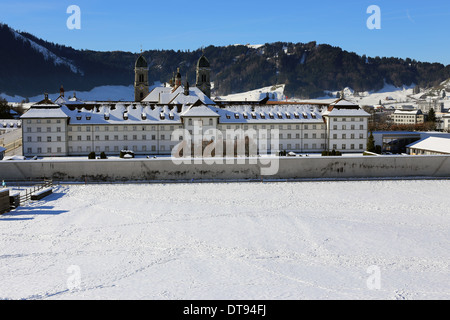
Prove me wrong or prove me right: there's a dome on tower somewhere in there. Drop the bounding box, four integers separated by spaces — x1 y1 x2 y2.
197 55 210 68
135 55 148 68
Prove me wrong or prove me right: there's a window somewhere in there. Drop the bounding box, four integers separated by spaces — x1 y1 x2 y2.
86 135 91 141
342 144 346 150
47 147 52 153
57 147 62 153
37 137 42 142
57 136 61 142
27 136 32 142
57 127 61 132
124 135 128 141
105 135 109 141
37 127 41 133
27 148 32 154
77 136 82 141
95 136 100 141
37 147 42 154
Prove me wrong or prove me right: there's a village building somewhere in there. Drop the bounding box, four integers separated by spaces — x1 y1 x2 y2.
20 54 370 157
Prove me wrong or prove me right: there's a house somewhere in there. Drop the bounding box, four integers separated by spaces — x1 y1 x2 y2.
407 137 450 155
392 109 424 125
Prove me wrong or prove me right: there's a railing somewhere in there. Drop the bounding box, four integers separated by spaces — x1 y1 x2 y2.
2 138 22 153
17 180 53 205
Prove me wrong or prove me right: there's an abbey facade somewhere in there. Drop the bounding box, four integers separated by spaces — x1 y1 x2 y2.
21 54 370 157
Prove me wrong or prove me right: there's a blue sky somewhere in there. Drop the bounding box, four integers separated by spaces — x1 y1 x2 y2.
1 0 450 64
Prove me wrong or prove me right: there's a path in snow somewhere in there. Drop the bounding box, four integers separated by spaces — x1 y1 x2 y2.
0 180 449 300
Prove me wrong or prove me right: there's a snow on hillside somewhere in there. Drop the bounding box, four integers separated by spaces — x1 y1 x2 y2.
0 83 170 104
12 30 83 75
0 180 449 300
215 84 286 102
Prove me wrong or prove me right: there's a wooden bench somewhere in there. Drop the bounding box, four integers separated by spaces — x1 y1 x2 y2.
0 189 10 214
30 187 53 201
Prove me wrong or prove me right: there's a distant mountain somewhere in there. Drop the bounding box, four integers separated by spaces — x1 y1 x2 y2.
1 22 450 100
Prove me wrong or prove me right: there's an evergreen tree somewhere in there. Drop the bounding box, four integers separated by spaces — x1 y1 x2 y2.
367 131 376 152
428 108 436 123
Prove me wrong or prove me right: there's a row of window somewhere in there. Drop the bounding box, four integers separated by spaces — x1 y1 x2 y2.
26 127 63 133
332 133 365 140
27 132 334 143
332 125 365 130
332 118 366 122
26 142 366 155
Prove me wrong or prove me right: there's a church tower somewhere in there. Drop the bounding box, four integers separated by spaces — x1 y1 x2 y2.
196 54 211 98
134 54 149 102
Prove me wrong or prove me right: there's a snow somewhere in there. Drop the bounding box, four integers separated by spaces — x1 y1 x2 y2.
11 30 83 75
216 85 286 102
0 180 449 300
407 137 450 154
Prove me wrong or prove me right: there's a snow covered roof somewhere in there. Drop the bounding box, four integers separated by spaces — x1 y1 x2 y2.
21 105 70 119
407 137 450 154
329 98 359 107
65 104 188 125
181 105 220 117
143 85 215 105
321 108 370 117
216 105 325 124
394 109 423 115
1 119 21 129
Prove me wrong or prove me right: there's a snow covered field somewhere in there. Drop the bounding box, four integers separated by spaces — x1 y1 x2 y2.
0 180 449 300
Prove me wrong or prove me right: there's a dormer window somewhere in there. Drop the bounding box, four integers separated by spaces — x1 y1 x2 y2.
86 116 91 121
234 113 240 119
160 113 165 120
226 114 231 119
123 113 128 120
269 113 274 119
104 114 110 120
260 113 266 119
76 116 82 121
277 112 283 119
141 113 147 120
169 114 174 120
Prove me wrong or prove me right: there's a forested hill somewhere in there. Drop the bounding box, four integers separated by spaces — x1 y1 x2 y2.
1 22 450 99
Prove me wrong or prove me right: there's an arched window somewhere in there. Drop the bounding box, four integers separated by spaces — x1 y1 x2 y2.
139 74 144 82
140 92 143 100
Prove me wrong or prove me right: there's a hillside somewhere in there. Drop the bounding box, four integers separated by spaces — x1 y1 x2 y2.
1 22 450 100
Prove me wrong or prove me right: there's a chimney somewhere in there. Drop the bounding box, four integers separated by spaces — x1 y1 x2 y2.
60 85 65 97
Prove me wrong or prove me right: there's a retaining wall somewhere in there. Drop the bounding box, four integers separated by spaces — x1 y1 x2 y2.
0 155 449 182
